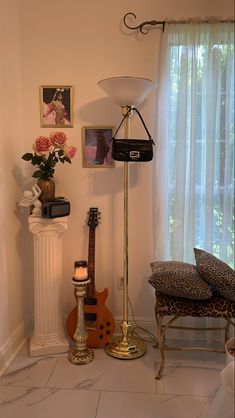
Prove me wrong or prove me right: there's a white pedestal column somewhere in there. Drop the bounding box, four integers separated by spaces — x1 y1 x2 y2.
28 216 69 356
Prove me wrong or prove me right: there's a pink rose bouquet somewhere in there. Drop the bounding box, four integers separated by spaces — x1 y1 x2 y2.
22 131 77 180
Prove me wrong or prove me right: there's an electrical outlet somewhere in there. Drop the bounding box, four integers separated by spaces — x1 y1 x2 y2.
118 277 124 290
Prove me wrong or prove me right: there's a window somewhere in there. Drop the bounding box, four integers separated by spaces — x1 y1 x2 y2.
156 23 234 267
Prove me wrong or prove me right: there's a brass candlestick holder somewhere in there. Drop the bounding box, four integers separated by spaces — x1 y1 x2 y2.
68 261 94 365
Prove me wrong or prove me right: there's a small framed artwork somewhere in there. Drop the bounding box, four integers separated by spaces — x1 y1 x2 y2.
40 85 73 127
82 126 115 168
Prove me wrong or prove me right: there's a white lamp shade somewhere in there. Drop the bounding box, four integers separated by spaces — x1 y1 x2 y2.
98 76 156 106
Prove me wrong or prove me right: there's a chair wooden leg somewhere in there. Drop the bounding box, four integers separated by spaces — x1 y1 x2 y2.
155 314 165 380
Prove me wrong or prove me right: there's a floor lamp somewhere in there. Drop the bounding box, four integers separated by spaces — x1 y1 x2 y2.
98 76 156 359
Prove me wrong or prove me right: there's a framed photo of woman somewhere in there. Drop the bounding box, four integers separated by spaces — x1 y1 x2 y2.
40 85 73 127
82 126 114 168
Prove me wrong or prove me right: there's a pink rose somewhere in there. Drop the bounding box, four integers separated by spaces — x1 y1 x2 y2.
49 131 67 148
33 136 53 155
65 146 77 159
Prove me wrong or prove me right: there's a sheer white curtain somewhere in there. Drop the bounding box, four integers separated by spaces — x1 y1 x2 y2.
155 22 234 267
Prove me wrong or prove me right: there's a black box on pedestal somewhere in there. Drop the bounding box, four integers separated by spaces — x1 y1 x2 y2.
41 200 70 218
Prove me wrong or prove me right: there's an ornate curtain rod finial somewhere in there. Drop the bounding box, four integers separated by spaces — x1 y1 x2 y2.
123 12 166 34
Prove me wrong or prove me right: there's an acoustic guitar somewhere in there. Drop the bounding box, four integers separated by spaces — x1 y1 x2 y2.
66 207 115 347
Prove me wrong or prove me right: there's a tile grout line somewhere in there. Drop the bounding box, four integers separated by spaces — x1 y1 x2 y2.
45 358 59 387
94 391 102 418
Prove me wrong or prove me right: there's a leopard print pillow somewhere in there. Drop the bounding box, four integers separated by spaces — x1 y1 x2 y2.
149 261 213 300
194 248 235 302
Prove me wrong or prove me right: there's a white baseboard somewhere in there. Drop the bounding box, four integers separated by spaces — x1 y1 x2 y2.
0 321 29 377
1 315 232 377
114 316 233 344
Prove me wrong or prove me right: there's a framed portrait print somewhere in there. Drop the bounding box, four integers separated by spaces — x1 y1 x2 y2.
82 126 115 168
40 85 73 127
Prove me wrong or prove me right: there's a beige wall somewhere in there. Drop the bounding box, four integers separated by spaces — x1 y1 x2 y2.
0 0 29 373
0 0 234 373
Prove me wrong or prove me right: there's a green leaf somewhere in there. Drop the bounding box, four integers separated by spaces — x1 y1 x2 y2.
32 170 42 178
22 153 33 161
32 155 43 165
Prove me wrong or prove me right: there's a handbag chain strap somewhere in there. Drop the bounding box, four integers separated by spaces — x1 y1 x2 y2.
112 107 154 143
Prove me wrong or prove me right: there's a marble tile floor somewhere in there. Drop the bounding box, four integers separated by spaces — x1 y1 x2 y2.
0 340 227 418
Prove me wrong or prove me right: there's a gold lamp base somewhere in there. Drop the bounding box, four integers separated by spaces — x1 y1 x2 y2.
105 321 146 359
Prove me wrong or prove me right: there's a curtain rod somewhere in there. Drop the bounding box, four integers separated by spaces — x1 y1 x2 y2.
123 12 235 35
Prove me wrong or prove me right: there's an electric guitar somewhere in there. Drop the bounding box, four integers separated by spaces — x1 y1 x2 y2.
66 207 115 347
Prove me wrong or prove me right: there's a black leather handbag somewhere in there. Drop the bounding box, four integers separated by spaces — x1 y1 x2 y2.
112 107 155 162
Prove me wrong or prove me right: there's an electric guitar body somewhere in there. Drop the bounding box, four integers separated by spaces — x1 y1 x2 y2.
66 207 115 348
66 288 114 348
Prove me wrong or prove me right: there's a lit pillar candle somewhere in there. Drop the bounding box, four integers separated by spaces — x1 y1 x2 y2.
73 260 88 281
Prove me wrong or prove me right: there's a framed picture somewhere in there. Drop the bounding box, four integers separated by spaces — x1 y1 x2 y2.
40 85 73 127
82 126 115 168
